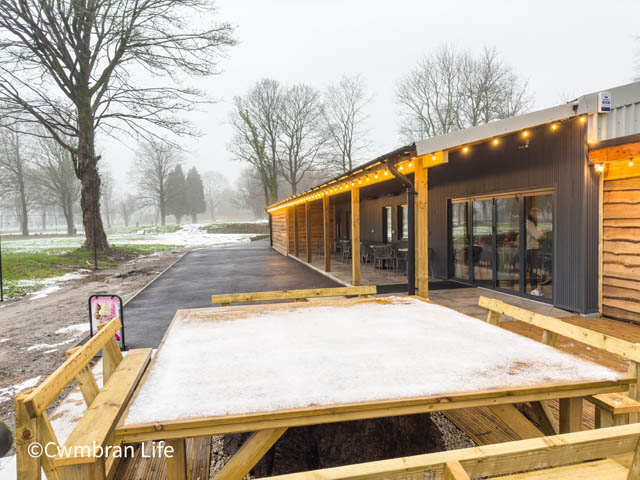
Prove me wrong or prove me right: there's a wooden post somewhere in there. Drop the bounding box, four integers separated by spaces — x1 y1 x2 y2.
65 348 99 406
286 207 292 255
559 397 583 433
444 460 471 480
293 206 299 257
323 195 331 272
15 391 41 480
165 438 187 480
414 157 429 298
351 187 360 286
629 362 640 423
214 428 286 480
305 201 311 263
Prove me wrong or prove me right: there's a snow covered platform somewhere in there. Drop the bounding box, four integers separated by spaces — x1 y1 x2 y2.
118 296 630 443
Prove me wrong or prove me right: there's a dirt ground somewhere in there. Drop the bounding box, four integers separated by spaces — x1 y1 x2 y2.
0 248 184 444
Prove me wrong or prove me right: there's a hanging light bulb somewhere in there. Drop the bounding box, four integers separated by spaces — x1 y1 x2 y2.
551 123 558 131
580 116 586 123
492 138 499 146
462 146 469 153
522 130 529 138
408 162 413 168
630 160 635 167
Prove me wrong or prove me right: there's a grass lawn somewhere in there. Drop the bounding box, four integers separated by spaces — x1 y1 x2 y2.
1 244 178 298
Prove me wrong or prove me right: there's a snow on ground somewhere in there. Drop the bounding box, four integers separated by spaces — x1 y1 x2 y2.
25 338 77 352
55 323 88 335
0 339 8 343
26 272 89 300
124 297 622 426
0 377 41 403
3 224 255 254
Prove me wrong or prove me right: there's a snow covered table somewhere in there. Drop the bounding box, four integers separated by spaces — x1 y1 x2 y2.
115 296 631 480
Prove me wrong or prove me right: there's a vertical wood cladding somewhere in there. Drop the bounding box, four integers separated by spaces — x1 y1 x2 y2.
271 209 288 255
428 117 597 314
602 175 640 322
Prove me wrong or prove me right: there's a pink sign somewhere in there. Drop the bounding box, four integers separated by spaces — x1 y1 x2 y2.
89 295 124 349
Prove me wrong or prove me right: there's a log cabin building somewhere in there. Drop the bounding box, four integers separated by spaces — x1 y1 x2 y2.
267 81 640 320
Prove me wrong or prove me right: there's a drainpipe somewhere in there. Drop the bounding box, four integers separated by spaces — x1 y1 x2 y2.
387 161 415 296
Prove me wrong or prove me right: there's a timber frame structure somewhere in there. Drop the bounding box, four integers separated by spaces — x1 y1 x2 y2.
12 288 640 479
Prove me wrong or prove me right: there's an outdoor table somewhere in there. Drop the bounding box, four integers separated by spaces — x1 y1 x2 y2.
115 297 632 480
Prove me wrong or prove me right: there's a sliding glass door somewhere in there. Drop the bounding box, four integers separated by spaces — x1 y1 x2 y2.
449 190 553 301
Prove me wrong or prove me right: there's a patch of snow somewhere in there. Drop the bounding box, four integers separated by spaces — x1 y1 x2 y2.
124 297 622 426
55 323 88 335
26 338 76 352
27 272 88 300
0 455 15 480
30 285 61 300
0 339 8 343
0 376 41 403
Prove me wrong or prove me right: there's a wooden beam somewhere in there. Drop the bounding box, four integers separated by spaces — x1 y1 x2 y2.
414 155 429 298
487 405 543 439
529 401 559 435
23 318 122 416
286 207 292 255
478 296 640 363
293 205 299 257
165 438 187 480
559 397 583 433
444 460 470 480
65 347 99 407
14 391 41 480
628 434 640 480
305 201 312 263
323 195 331 272
214 428 287 480
351 187 360 286
212 286 376 305
589 138 640 164
260 423 640 480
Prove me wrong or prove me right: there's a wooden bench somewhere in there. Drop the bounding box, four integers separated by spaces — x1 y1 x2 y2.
262 423 640 480
14 318 152 480
478 296 640 431
211 286 377 306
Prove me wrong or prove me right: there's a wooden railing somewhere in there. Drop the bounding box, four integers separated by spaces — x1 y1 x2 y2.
212 286 377 306
14 318 152 480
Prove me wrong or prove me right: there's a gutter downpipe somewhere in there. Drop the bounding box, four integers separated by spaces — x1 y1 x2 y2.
387 161 415 296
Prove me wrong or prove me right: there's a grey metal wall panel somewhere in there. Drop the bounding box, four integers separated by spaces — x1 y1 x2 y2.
428 117 597 313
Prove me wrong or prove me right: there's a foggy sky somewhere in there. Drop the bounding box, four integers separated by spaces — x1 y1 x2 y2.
101 0 639 190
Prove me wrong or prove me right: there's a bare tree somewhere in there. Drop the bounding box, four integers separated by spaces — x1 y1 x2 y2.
100 170 115 229
233 167 266 219
229 79 283 205
203 171 229 221
0 130 33 235
32 137 80 235
323 75 372 173
278 84 326 194
0 0 236 251
396 45 532 141
133 140 181 226
118 194 138 227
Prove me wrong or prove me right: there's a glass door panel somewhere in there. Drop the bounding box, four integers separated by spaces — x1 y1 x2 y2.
472 200 493 286
524 195 553 299
451 202 469 280
496 197 520 291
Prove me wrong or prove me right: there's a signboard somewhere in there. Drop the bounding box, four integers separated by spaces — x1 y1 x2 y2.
598 91 612 113
89 294 126 350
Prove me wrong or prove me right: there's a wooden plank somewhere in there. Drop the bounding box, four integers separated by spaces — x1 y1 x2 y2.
478 296 640 363
604 203 640 219
15 391 41 480
603 252 640 267
58 461 105 480
559 397 582 433
23 317 122 416
351 187 360 286
117 381 630 443
590 140 640 164
415 155 429 298
629 436 640 480
603 276 640 292
65 347 100 407
498 459 627 479
262 423 640 480
323 195 331 272
529 401 558 435
589 392 640 415
38 413 62 480
212 286 376 305
293 205 299 257
605 177 640 191
602 298 640 315
486 310 500 326
214 427 286 480
305 202 312 263
486 405 543 439
604 241 640 256
444 460 470 480
54 348 152 467
101 332 124 384
165 438 187 480
541 330 559 347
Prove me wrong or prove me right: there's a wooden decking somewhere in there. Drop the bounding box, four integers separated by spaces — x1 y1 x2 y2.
114 297 640 479
445 313 640 445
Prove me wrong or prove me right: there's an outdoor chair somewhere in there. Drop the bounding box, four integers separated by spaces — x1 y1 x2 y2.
373 245 394 271
341 242 352 262
315 239 323 256
360 243 373 269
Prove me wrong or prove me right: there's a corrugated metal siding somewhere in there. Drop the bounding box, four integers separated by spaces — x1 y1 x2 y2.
428 117 597 313
589 103 640 141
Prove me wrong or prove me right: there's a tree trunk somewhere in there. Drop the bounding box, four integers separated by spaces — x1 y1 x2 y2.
63 201 75 235
191 214 197 223
175 214 182 224
18 181 29 236
41 208 46 232
79 163 109 251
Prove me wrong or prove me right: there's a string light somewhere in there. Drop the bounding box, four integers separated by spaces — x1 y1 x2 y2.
630 160 635 167
595 164 604 173
522 130 529 138
366 176 370 182
462 146 469 153
384 170 388 176
432 154 437 161
551 123 558 131
374 173 379 179
399 165 404 171
492 138 499 146
580 116 586 123
408 162 413 168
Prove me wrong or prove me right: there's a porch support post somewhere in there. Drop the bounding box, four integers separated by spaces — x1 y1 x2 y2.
286 207 292 255
323 195 331 272
351 187 360 286
293 205 299 257
407 185 416 295
414 157 429 298
305 201 312 263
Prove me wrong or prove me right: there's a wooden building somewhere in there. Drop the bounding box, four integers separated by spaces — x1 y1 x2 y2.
267 81 640 319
